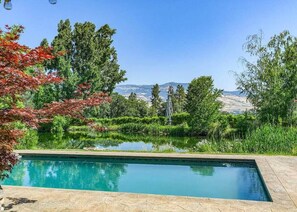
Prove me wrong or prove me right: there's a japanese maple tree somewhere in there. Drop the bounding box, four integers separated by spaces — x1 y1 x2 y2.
0 25 110 180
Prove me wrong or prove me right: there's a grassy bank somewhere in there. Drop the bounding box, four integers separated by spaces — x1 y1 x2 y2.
195 125 297 155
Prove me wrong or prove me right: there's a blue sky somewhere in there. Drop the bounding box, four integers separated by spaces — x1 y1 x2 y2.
0 0 297 90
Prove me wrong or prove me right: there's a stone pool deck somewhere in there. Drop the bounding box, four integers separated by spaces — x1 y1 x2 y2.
2 150 297 211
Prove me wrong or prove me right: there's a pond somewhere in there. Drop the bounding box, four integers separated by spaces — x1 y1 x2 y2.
18 131 206 153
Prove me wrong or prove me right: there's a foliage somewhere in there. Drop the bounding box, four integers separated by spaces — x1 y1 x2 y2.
186 76 223 134
33 19 126 108
119 123 190 136
0 25 58 180
86 92 149 118
125 93 149 117
13 122 39 150
237 31 297 125
13 125 297 155
109 93 129 118
85 93 126 118
150 84 163 116
195 125 297 155
51 116 69 134
208 116 233 140
210 112 256 139
0 25 110 180
16 129 39 150
171 112 190 125
242 125 297 154
174 84 187 113
87 102 111 118
90 116 166 125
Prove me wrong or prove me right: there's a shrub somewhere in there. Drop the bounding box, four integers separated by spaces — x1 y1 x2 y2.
219 113 256 138
171 112 190 125
119 123 190 136
51 116 69 134
90 116 166 125
17 129 39 149
12 121 39 149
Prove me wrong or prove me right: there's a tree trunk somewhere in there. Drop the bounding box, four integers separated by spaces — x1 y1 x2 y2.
0 185 4 211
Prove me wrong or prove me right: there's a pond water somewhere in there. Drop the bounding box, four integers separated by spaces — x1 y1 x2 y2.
19 132 204 152
95 141 186 152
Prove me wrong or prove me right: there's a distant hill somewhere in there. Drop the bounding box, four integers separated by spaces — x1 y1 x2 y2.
115 82 253 114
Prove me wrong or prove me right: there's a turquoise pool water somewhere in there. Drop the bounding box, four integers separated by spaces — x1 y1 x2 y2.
2 156 270 201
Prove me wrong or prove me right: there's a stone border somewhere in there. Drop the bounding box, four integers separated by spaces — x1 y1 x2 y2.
2 150 296 211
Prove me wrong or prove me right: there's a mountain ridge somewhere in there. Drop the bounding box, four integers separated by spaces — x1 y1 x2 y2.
115 82 252 114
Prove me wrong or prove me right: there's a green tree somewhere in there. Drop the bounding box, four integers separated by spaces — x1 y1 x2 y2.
73 21 126 94
168 86 176 113
32 39 59 109
51 19 77 100
174 84 186 113
237 31 297 125
35 19 126 108
91 103 111 118
96 25 127 94
150 84 162 116
126 93 149 117
186 76 222 134
110 93 129 118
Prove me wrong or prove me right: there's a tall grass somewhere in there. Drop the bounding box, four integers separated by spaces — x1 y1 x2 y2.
242 125 297 154
196 125 297 155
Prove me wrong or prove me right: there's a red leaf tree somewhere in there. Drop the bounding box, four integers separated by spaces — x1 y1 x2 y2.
0 25 110 180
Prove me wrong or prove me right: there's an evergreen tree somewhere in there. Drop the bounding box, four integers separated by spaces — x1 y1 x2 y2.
186 76 222 134
126 93 149 117
175 84 186 113
165 86 174 124
110 93 128 118
167 86 176 113
151 84 162 116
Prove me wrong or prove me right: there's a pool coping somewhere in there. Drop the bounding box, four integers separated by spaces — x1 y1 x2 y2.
2 150 297 211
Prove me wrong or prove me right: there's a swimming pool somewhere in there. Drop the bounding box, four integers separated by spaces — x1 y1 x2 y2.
2 155 271 201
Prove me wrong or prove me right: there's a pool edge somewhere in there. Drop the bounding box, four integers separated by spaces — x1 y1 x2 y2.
3 151 296 211
15 150 272 202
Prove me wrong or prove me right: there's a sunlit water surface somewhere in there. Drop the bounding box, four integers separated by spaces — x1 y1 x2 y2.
2 157 270 201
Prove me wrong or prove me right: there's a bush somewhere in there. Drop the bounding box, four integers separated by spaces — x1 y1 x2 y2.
208 116 232 139
119 123 190 136
171 112 190 125
216 113 256 138
68 125 93 132
51 116 70 134
17 129 39 149
90 116 166 125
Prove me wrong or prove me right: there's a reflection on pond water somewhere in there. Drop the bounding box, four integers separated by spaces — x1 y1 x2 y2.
94 141 187 152
18 132 205 152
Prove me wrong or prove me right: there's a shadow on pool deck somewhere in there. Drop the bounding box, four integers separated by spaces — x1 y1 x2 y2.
4 197 37 211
